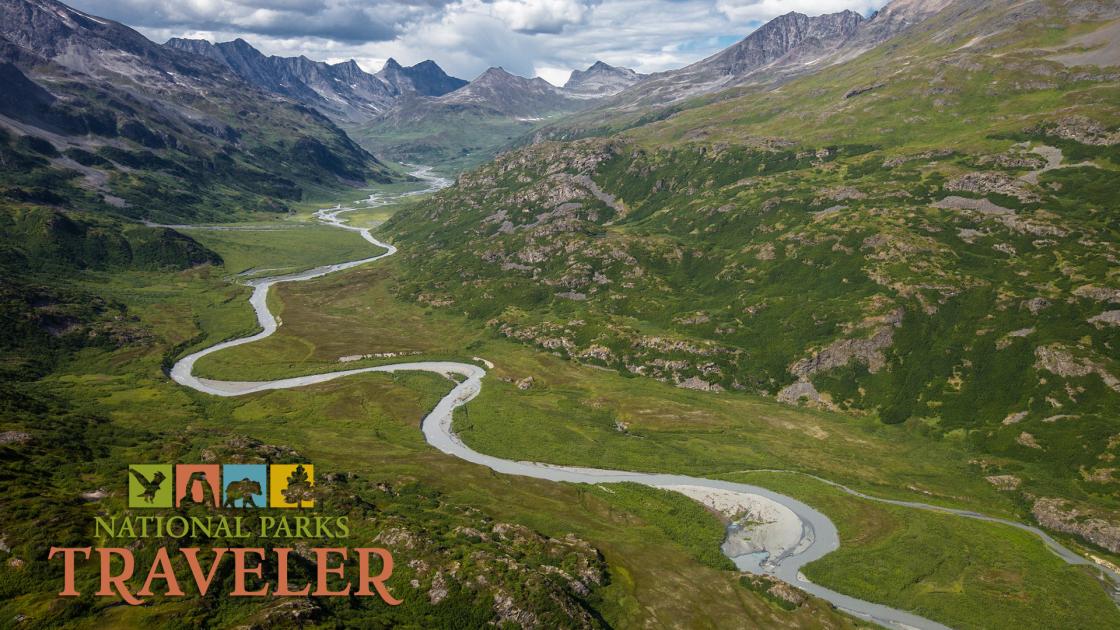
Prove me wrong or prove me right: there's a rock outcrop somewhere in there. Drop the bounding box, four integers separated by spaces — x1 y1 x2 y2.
1034 345 1120 393
1032 498 1120 552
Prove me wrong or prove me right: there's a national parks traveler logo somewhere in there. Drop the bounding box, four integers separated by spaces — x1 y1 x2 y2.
127 463 314 509
53 460 399 605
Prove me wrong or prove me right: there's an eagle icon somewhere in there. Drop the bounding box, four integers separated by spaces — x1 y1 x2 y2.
129 468 166 503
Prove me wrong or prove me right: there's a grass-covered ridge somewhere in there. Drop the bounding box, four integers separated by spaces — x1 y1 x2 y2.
380 1 1120 568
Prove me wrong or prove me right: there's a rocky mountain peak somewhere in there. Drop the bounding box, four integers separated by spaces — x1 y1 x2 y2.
374 57 467 97
333 59 361 71
598 7 870 107
564 60 644 98
3 0 195 76
714 9 865 77
431 66 581 118
476 66 515 81
860 0 956 38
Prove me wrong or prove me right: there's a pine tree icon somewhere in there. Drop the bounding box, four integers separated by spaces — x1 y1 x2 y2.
281 464 314 509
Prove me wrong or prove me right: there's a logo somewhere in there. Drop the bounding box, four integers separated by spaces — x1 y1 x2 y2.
128 463 316 510
51 460 401 606
128 465 172 508
223 464 267 508
271 463 315 509
175 464 222 507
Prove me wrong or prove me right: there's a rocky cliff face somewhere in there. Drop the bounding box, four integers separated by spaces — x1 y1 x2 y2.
2 0 212 80
702 10 866 78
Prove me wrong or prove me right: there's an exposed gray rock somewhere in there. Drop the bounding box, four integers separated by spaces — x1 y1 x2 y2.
883 149 953 168
428 572 449 604
777 380 825 405
80 488 109 502
563 61 644 98
1032 497 1120 552
817 186 867 202
789 326 894 379
985 475 1021 490
493 590 538 627
601 9 867 108
945 172 1039 202
676 376 723 392
980 151 1046 170
1034 344 1120 393
933 195 1014 215
0 431 32 445
166 38 466 121
1074 285 1120 303
997 327 1035 349
1035 115 1120 146
1088 310 1120 327
1017 432 1042 449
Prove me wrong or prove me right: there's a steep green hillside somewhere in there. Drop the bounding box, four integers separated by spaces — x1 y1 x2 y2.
1 0 397 224
384 2 1120 554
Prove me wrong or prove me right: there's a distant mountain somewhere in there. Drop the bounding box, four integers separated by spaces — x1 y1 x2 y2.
609 10 867 109
165 37 466 122
432 67 582 118
564 61 644 99
0 0 391 222
538 1 962 137
354 66 597 170
378 58 469 98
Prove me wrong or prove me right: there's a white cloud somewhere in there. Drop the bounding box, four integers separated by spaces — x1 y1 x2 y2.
533 65 573 85
491 0 591 34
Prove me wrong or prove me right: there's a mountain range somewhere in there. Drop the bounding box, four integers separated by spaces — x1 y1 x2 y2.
157 35 646 168
165 37 468 122
351 61 643 169
164 37 648 124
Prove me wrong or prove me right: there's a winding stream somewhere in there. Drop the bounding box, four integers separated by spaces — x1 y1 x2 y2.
170 167 1116 630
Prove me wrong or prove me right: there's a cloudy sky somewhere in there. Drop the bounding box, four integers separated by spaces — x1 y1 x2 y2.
68 0 889 84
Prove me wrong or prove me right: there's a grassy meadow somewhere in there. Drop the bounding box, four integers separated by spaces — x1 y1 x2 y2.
2 204 864 629
176 223 1120 629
